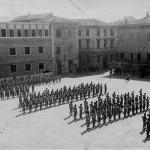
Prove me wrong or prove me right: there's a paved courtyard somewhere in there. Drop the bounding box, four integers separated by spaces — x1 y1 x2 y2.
0 72 150 149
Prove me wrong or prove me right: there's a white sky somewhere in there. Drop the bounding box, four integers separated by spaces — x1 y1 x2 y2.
0 0 150 22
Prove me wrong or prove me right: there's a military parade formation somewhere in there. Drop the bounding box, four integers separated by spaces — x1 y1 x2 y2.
18 82 107 113
0 71 150 140
0 73 61 100
69 88 150 138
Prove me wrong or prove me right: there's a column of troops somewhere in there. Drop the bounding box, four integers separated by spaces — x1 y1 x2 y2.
18 82 107 114
70 89 150 138
0 74 62 100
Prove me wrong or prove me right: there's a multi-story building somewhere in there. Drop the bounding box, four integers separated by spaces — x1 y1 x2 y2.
116 12 150 77
76 19 118 72
0 13 78 77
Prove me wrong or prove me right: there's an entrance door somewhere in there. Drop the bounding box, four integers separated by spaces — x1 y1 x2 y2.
68 60 73 73
103 56 108 68
57 61 62 75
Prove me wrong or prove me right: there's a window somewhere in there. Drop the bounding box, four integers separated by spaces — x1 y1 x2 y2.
104 29 107 36
147 33 150 41
1 29 6 37
110 54 113 61
147 53 150 61
97 39 100 48
56 29 62 38
120 33 123 41
25 64 31 71
110 29 114 36
137 53 141 61
110 39 114 48
120 53 124 60
24 29 29 37
97 56 100 63
116 53 119 61
104 39 107 48
38 62 44 70
38 29 42 37
129 33 133 40
31 29 36 37
9 29 14 37
68 30 71 37
97 29 100 36
38 47 43 53
17 29 21 37
78 30 81 36
45 30 48 36
86 29 89 36
56 47 61 55
10 64 16 73
25 47 30 54
87 55 90 63
78 39 82 49
85 39 90 48
131 53 133 61
9 48 16 56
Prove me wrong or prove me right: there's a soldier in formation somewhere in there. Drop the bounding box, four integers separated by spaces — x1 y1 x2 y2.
142 112 150 138
71 89 149 131
18 81 107 113
0 73 62 100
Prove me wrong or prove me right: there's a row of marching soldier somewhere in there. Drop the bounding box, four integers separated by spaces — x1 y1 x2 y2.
0 74 61 100
19 82 107 113
70 89 149 137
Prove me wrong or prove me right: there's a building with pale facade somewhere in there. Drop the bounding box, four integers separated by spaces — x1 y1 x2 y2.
0 13 78 77
76 19 118 72
116 12 150 77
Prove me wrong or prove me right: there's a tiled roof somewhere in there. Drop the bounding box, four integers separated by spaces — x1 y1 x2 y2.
73 19 108 26
127 15 150 25
10 13 113 26
11 13 53 22
11 13 75 24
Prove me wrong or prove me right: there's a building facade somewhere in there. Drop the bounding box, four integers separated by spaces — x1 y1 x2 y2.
0 13 121 78
77 20 118 72
116 12 150 76
0 13 78 77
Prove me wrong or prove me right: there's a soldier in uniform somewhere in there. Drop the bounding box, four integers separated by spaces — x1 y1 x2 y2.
73 105 77 121
97 105 101 126
86 114 90 131
79 104 83 119
32 85 34 93
143 93 146 112
104 83 107 95
102 108 106 124
139 96 142 113
39 95 43 110
146 96 149 111
124 104 127 118
135 96 139 114
84 99 88 114
100 84 102 95
132 101 135 116
91 109 96 128
142 113 147 131
69 100 73 115
22 101 26 114
146 116 150 138
118 102 122 119
28 100 32 113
